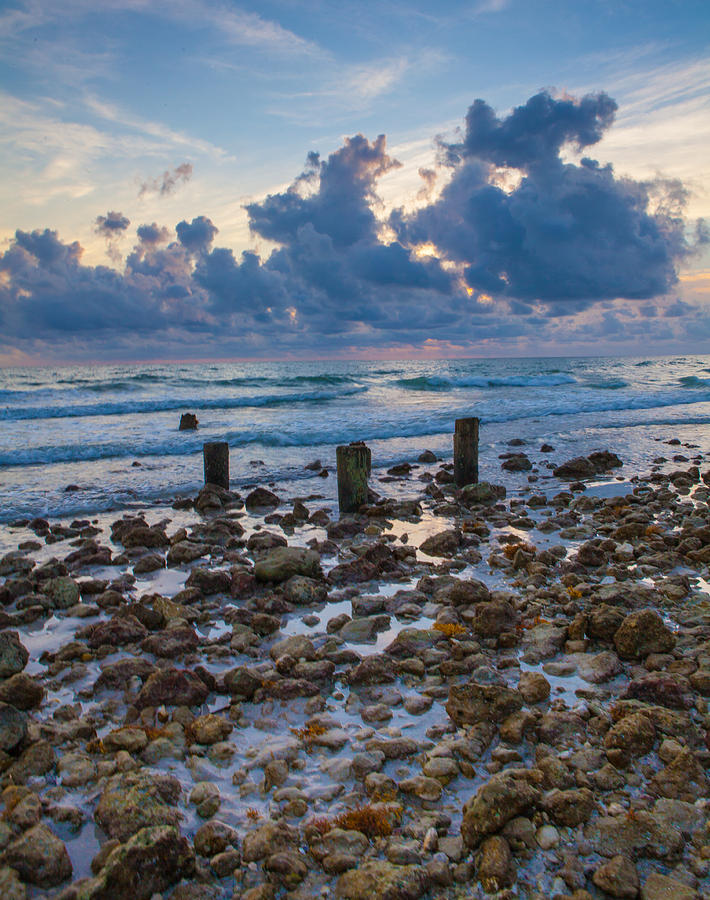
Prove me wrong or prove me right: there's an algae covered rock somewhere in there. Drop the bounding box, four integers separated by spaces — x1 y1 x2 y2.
446 681 523 727
4 823 72 888
0 632 29 678
94 772 182 841
461 772 540 849
335 859 425 899
614 609 675 659
254 546 322 583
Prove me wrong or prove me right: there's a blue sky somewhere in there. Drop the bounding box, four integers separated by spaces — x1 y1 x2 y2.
0 0 708 363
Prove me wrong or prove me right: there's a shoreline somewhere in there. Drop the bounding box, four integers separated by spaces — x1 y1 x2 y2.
0 438 708 899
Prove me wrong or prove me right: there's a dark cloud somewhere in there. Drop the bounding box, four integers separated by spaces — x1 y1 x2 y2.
136 222 171 245
0 90 703 360
176 215 218 254
139 162 193 199
394 90 694 307
460 91 617 170
95 210 130 237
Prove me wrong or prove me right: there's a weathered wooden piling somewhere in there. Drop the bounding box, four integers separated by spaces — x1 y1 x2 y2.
454 417 479 487
203 441 229 489
336 442 370 512
179 412 198 430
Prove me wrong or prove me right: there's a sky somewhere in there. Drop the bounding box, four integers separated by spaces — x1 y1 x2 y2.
0 0 708 365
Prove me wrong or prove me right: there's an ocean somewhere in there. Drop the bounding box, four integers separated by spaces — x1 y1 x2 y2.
1 354 710 524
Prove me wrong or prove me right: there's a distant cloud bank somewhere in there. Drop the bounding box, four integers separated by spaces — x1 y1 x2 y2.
1 90 707 362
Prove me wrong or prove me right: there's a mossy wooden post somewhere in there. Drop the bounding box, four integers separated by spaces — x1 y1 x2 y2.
203 441 229 489
454 417 479 487
337 442 370 513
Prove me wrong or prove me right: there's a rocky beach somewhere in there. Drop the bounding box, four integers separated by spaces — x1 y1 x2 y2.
0 431 708 900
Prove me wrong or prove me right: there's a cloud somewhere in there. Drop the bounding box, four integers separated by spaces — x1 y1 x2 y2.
393 90 700 308
136 222 171 245
176 215 218 253
95 210 130 237
139 163 193 199
0 89 704 360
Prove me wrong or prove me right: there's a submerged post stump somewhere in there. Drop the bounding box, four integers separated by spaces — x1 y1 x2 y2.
454 417 479 487
203 441 229 489
337 442 370 513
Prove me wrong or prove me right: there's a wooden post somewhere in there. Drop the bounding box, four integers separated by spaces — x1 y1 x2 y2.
203 441 229 489
454 417 479 487
337 443 370 512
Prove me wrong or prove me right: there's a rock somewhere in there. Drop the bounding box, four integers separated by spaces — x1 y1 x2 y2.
535 825 559 850
640 871 697 900
502 453 532 472
592 855 639 899
44 576 80 609
94 773 182 841
518 671 550 703
473 598 518 637
185 567 231 595
335 860 425 899
320 828 369 859
384 628 440 658
587 604 626 642
399 776 443 802
648 747 709 801
541 788 595 826
223 666 263 698
460 482 506 505
4 823 72 887
245 487 280 510
622 673 692 710
477 835 515 892
446 681 523 727
614 610 676 659
521 623 567 662
604 713 655 768
132 554 165 574
254 546 322 583
0 673 44 709
71 825 195 900
577 541 607 567
179 413 198 430
0 703 28 752
119 525 169 550
577 651 622 684
135 668 209 709
651 798 705 836
141 627 199 658
435 578 491 605
0 632 29 677
553 456 595 479
87 615 147 648
193 821 239 857
264 849 308 887
419 530 461 557
94 657 156 691
340 615 390 643
0 866 26 900
554 451 622 480
461 773 540 849
281 575 327 606
584 811 684 860
328 543 403 584
347 655 396 685
241 821 299 862
189 714 233 745
167 541 208 565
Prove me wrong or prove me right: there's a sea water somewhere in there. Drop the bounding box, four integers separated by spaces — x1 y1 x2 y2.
1 354 709 522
